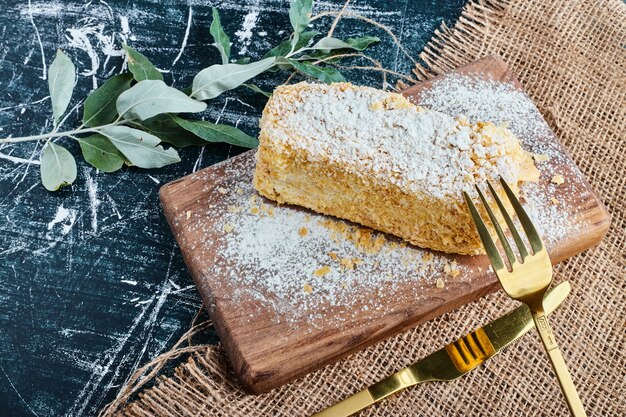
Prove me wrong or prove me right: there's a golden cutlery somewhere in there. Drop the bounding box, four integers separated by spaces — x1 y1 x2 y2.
464 178 586 416
311 281 571 417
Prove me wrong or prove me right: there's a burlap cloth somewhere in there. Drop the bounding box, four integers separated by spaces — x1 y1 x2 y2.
106 0 625 415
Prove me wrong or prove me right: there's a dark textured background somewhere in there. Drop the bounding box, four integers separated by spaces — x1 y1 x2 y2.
0 1 464 415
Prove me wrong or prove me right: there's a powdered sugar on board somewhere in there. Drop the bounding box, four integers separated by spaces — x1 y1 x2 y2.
205 169 466 327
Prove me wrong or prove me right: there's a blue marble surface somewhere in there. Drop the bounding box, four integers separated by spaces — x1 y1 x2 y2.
0 1 464 415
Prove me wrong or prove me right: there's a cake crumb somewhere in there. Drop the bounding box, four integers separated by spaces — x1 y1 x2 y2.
217 187 228 194
444 261 461 277
236 188 244 195
328 251 339 260
314 266 332 277
227 205 242 213
250 206 260 215
185 210 192 219
551 197 560 205
436 278 445 288
223 223 234 233
532 153 550 162
303 284 313 294
339 257 362 270
298 227 309 237
551 174 565 185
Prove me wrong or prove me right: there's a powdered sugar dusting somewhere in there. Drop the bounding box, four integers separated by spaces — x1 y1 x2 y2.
210 174 464 325
265 83 538 199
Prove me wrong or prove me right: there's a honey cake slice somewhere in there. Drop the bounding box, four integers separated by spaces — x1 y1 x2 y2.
253 82 539 255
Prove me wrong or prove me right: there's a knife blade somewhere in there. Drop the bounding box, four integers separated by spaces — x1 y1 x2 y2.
311 281 571 417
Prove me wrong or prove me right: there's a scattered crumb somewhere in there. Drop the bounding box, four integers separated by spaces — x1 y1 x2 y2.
298 227 309 237
551 174 565 185
339 257 362 270
444 260 460 277
314 266 332 277
328 251 338 260
250 206 260 215
236 188 244 195
532 153 550 162
303 284 313 294
223 223 234 233
217 187 228 194
186 210 192 219
436 278 445 288
551 197 560 205
227 205 242 213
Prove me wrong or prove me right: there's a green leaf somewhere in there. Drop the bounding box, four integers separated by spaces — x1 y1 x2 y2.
285 59 345 83
289 0 313 35
344 35 380 51
99 125 180 169
82 73 133 127
210 7 231 65
77 134 125 172
191 58 276 100
48 50 76 126
122 43 163 81
173 116 258 148
139 114 206 148
235 57 251 65
117 80 207 121
263 31 320 58
40 142 77 191
309 37 353 53
242 83 272 98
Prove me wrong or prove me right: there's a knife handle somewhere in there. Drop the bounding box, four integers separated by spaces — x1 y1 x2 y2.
310 368 421 417
532 311 587 417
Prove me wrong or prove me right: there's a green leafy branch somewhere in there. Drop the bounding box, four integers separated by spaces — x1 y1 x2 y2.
0 0 380 191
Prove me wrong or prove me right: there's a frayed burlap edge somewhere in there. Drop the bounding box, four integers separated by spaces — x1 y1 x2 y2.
103 0 626 415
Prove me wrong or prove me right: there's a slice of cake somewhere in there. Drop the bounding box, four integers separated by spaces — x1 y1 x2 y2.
253 82 539 255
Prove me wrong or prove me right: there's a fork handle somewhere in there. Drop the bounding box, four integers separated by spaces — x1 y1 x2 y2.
531 312 587 417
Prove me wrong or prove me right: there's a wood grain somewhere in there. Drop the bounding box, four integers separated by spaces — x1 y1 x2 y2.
159 55 610 394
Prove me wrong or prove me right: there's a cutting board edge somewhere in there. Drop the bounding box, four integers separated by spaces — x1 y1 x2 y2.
233 277 502 394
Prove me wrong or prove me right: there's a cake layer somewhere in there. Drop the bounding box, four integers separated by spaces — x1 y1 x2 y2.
253 82 539 255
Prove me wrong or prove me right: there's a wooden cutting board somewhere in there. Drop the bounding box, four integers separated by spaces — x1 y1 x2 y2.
159 55 610 394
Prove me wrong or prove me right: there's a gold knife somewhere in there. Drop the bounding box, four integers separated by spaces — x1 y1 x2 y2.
311 281 571 417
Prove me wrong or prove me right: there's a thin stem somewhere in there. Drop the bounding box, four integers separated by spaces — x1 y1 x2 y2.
0 122 119 144
327 0 351 37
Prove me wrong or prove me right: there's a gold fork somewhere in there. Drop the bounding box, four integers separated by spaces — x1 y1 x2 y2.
463 178 586 417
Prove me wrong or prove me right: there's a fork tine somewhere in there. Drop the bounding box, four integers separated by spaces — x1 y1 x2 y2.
499 178 544 253
486 181 530 260
474 185 517 268
463 191 505 271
